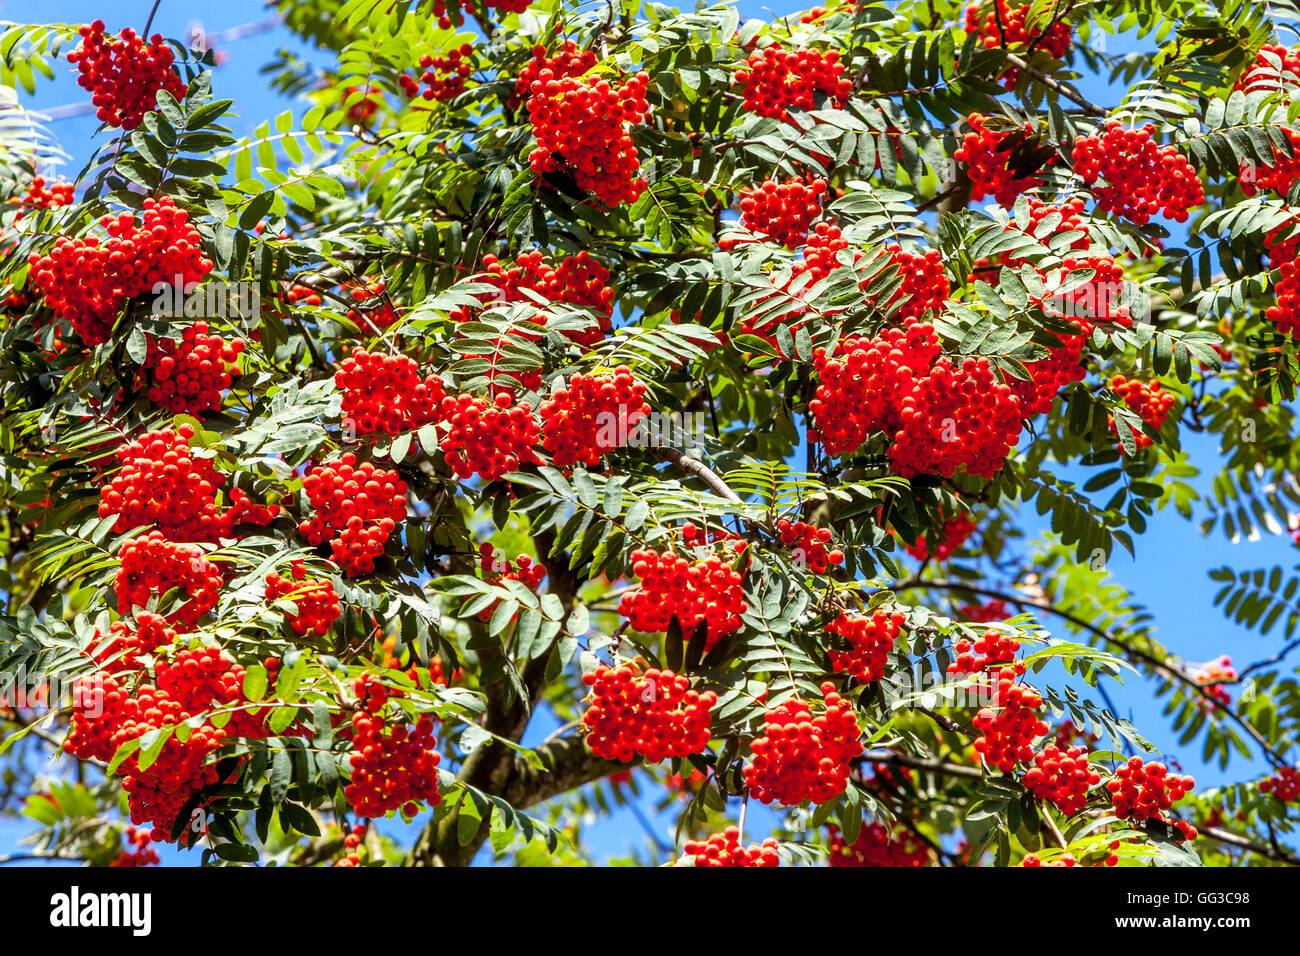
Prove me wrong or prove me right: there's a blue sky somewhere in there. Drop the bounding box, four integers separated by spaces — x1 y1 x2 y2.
1 0 1295 865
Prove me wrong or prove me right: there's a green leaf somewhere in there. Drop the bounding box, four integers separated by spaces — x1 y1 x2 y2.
243 664 268 702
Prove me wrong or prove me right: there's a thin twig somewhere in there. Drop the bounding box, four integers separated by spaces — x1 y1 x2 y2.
143 0 164 38
1004 52 1107 117
654 447 742 503
896 577 1290 768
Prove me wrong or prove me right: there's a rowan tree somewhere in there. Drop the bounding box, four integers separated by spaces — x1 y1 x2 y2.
2 0 1300 868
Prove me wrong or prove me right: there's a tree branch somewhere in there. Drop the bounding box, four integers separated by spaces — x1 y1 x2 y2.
1004 53 1107 117
404 527 582 866
654 447 742 503
1202 825 1300 866
895 578 1290 768
500 733 637 810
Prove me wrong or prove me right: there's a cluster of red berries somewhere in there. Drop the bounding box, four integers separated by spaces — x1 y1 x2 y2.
755 236 946 335
454 251 615 375
955 114 1053 207
681 521 746 549
1260 766 1300 802
273 283 323 313
440 392 543 481
995 213 1100 410
67 21 186 131
537 367 650 467
776 519 844 572
335 824 367 867
66 647 268 839
800 221 852 277
948 628 1023 676
683 828 781 866
265 562 341 637
298 454 407 575
809 322 1025 478
1022 744 1099 815
9 176 75 216
738 226 944 354
1040 253 1131 325
98 425 278 542
428 0 466 30
1107 757 1196 839
1235 44 1300 96
90 611 178 674
345 676 442 818
1266 225 1300 338
735 44 851 121
114 531 223 628
484 250 617 332
963 2 1073 89
970 202 1106 413
972 675 1049 772
1010 321 1089 416
1240 128 1300 199
904 513 977 562
524 61 650 206
157 646 270 736
808 322 941 455
878 245 951 320
826 608 905 684
511 42 597 108
335 348 446 435
961 599 1009 622
827 822 930 866
732 223 848 349
99 426 230 541
345 282 400 332
110 826 161 867
475 544 547 622
893 357 1025 479
580 663 717 762
27 197 213 346
1010 196 1092 256
352 672 394 713
142 323 244 415
1072 122 1204 225
1021 852 1077 866
618 546 747 649
1191 655 1236 712
478 543 547 586
1108 375 1175 451
729 176 828 248
744 682 863 805
399 45 474 103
